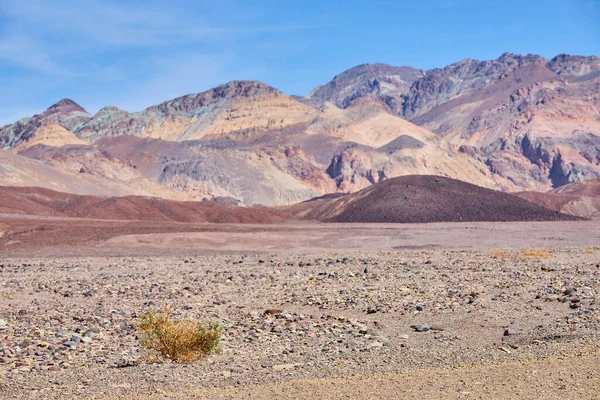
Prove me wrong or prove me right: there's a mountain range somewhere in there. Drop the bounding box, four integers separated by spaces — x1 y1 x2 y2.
2 52 599 205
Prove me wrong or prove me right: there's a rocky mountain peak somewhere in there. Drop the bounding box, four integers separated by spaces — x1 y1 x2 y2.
546 54 600 77
302 63 424 109
47 98 88 114
214 80 280 97
0 98 92 148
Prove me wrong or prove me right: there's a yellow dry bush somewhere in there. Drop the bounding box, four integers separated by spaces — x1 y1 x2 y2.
519 249 552 259
491 250 506 259
138 309 222 363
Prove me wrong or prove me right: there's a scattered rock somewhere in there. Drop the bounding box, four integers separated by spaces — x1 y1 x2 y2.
412 323 430 332
263 309 283 317
272 363 303 371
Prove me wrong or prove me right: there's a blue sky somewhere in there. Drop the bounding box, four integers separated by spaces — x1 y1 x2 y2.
0 0 598 125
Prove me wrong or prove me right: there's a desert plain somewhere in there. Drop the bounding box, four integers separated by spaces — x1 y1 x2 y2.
2 6 600 399
1 217 599 399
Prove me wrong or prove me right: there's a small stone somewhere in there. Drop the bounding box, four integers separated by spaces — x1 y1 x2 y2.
0 319 8 331
263 309 283 317
416 304 424 312
503 329 517 336
273 363 302 371
113 359 136 368
412 323 430 332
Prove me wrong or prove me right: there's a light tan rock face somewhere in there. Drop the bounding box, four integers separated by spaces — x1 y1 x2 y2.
13 121 87 152
0 99 91 149
325 136 496 193
0 148 188 199
306 99 435 148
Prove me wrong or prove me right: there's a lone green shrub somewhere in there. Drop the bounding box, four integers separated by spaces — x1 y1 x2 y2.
138 309 222 363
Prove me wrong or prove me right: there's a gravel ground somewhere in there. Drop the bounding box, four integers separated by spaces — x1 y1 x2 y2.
1 245 599 399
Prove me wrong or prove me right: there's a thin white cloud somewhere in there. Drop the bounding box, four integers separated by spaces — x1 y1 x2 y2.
0 0 325 48
0 0 323 123
0 35 60 74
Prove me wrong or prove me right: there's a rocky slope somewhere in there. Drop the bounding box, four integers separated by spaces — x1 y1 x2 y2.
516 179 600 219
0 175 578 224
0 149 188 199
301 63 424 109
305 53 600 191
1 53 599 205
75 81 317 142
0 99 91 149
1 84 495 205
284 175 580 223
0 186 284 223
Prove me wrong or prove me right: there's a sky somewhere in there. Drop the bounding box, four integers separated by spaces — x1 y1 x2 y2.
0 0 599 125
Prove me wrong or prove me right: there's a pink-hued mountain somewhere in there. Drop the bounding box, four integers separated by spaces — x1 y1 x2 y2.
516 179 600 219
1 53 599 206
304 53 600 192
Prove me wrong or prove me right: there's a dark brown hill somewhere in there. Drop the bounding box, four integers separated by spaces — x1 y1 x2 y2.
286 175 582 223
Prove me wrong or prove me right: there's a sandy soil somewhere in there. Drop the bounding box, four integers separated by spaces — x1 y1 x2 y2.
0 219 599 399
141 351 600 399
1 215 599 256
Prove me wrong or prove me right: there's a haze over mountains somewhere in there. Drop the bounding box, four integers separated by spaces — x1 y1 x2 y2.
1 52 599 206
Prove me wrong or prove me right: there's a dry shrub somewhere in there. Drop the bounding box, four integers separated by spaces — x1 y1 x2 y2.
519 249 552 259
138 309 222 363
492 250 506 259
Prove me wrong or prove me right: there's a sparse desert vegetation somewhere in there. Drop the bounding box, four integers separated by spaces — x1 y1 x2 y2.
519 249 552 259
1 240 599 399
138 309 222 363
1 1 599 398
491 249 553 260
491 250 506 259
